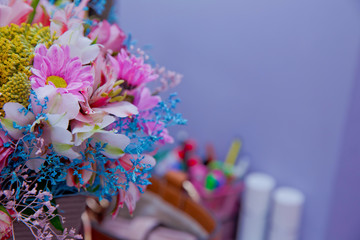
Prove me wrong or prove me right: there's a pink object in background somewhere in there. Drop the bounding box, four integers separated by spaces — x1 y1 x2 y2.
188 163 207 185
193 180 244 240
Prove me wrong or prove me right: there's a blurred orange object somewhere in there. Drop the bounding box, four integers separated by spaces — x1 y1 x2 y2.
162 170 243 240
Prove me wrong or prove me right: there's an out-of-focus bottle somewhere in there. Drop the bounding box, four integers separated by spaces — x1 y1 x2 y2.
237 172 276 240
268 187 305 240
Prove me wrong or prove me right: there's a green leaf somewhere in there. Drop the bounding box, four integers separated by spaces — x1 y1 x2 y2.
87 184 100 193
0 205 11 218
27 0 41 24
91 36 98 45
50 215 64 232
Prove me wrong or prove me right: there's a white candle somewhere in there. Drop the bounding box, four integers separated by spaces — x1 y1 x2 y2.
268 187 305 240
237 172 276 240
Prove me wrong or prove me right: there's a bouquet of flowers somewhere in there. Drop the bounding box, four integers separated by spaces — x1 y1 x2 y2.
0 0 185 239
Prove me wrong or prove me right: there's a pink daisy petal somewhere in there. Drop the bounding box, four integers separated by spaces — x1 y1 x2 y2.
115 49 157 89
47 45 65 73
33 54 44 69
31 68 45 79
30 44 93 101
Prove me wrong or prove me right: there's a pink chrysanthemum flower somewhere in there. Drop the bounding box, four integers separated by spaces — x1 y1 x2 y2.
116 49 158 89
30 44 93 101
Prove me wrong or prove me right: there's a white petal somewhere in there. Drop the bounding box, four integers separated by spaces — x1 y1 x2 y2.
26 152 46 172
32 86 57 115
71 116 115 146
93 102 138 118
1 118 23 140
55 28 79 46
74 131 93 146
3 102 34 126
55 27 99 64
141 155 156 168
92 132 130 159
98 115 116 128
53 143 80 159
51 127 80 159
51 126 73 144
26 158 45 172
47 93 80 119
80 45 100 64
2 102 34 139
72 122 94 134
47 113 69 129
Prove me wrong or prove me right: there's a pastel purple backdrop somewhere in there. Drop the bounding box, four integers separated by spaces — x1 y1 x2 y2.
117 1 360 240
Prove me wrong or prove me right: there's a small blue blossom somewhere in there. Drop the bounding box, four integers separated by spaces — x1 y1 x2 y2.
88 0 107 15
107 6 117 24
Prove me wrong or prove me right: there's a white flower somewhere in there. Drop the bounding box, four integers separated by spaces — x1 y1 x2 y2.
72 115 130 159
1 86 82 170
55 26 100 64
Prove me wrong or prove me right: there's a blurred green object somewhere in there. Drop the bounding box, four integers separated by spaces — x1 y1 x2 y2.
205 173 217 191
208 161 222 170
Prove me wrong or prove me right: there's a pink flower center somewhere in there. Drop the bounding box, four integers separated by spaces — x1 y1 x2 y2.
46 76 68 88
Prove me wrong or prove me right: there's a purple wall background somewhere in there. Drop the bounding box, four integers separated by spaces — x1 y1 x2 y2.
327 51 360 239
117 1 360 239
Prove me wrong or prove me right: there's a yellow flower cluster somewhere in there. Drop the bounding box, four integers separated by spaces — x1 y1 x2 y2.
0 23 55 114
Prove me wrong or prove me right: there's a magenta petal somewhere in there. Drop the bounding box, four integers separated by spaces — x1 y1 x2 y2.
31 68 45 78
105 24 126 52
43 57 53 75
35 44 47 56
33 54 43 69
79 75 93 85
62 45 71 61
79 65 92 74
30 76 46 88
89 20 111 44
67 59 82 73
47 45 64 74
30 42 94 100
136 87 160 111
41 61 50 77
116 49 158 87
67 82 83 90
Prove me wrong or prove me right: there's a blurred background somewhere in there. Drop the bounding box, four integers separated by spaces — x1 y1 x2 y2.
114 1 360 240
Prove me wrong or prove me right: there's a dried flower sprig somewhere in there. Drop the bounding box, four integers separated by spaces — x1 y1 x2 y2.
0 173 82 240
